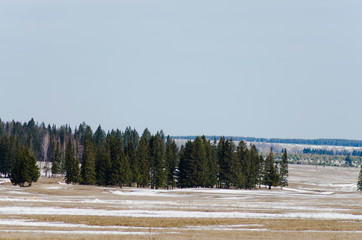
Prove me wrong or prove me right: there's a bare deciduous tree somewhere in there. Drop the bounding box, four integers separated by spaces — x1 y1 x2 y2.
41 132 50 177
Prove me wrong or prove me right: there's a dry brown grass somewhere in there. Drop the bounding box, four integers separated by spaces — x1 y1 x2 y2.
1 165 362 239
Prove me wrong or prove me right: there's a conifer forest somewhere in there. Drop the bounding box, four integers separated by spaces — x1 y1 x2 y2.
0 118 288 189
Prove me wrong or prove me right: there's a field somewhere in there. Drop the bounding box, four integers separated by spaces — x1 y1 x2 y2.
0 165 361 239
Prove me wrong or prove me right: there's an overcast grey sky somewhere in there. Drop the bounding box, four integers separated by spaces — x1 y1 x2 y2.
0 0 361 139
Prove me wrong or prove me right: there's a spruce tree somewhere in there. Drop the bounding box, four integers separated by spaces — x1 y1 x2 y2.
10 146 40 187
280 149 289 188
357 164 362 191
256 154 264 188
204 137 218 188
248 144 259 189
218 138 237 189
108 135 123 186
136 137 150 187
149 135 166 189
191 136 208 187
237 141 249 189
165 136 178 188
263 148 279 190
80 133 96 185
65 139 80 184
142 128 152 143
51 142 61 175
95 143 111 186
178 144 190 188
126 135 139 184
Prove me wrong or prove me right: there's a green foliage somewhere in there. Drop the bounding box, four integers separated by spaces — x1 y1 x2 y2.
108 135 124 186
149 135 166 189
80 133 96 185
10 146 40 187
165 136 178 188
126 135 139 184
65 140 80 184
95 143 111 186
263 148 280 190
280 149 289 188
136 137 150 187
0 135 17 177
51 142 61 175
217 137 237 189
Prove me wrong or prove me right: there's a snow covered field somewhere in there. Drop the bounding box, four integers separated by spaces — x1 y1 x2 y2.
0 165 361 239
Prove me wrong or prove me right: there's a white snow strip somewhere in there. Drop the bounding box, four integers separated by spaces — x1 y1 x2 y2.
1 206 361 220
0 230 151 235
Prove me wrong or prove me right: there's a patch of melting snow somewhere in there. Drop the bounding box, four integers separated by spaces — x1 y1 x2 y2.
1 206 362 220
0 178 10 184
45 186 62 190
111 189 179 197
0 230 152 235
0 219 149 230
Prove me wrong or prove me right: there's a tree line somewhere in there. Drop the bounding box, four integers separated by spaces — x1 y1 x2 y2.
0 119 291 189
176 136 362 147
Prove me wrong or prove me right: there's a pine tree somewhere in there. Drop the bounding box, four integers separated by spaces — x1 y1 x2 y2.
136 137 150 187
65 139 80 184
51 142 61 175
95 143 111 186
237 141 249 189
191 136 208 187
280 149 289 188
80 133 96 185
126 135 139 184
165 136 178 188
218 138 237 189
93 125 106 147
357 164 362 191
256 154 264 188
10 146 40 187
205 137 218 188
142 128 152 143
178 144 190 188
263 148 279 190
108 135 123 186
248 144 259 189
149 135 166 189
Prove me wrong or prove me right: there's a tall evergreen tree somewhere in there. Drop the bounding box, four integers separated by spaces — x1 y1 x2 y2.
108 135 122 186
247 144 259 189
136 137 150 187
205 137 218 187
237 141 249 188
165 136 178 188
142 128 152 143
256 154 264 188
51 142 61 175
218 138 237 189
280 149 289 188
65 139 80 184
10 146 40 187
80 133 96 185
149 135 166 189
178 144 191 188
126 135 139 184
95 143 111 186
263 148 279 190
93 125 106 147
189 137 205 187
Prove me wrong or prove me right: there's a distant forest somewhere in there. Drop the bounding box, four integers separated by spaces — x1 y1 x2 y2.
0 118 288 189
175 136 362 147
302 148 362 156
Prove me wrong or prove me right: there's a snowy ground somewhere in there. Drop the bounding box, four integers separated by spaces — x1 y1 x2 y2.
0 165 361 239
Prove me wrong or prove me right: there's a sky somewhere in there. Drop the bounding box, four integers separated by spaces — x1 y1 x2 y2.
0 0 361 139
